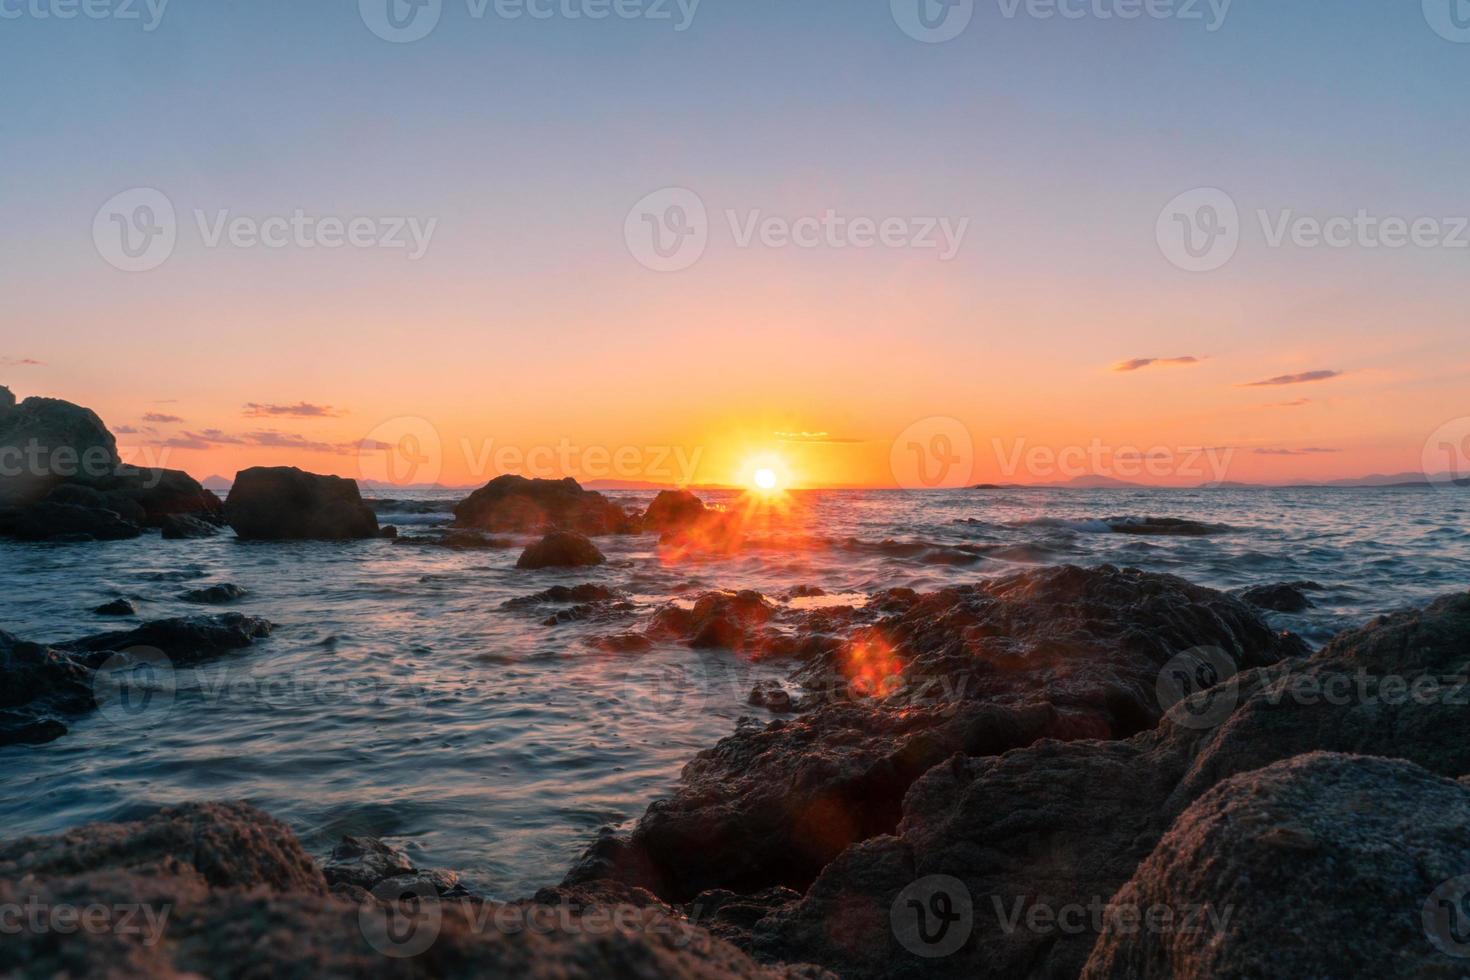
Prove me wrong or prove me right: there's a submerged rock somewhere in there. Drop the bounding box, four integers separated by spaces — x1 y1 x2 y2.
225 466 378 540
182 583 248 605
1239 579 1322 613
1105 516 1231 536
93 598 136 616
517 530 607 569
454 475 632 535
160 513 220 539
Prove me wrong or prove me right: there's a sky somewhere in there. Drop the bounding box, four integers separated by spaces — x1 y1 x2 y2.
2 0 1468 488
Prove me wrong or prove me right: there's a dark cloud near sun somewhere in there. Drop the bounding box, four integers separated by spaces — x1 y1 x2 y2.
1239 370 1342 387
243 402 344 418
1112 356 1206 373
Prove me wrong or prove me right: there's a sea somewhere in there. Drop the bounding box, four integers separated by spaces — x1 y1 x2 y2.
2 487 1467 898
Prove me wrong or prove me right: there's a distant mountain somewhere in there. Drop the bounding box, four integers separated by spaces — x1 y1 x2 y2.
358 480 474 491
1200 472 1469 489
201 475 232 491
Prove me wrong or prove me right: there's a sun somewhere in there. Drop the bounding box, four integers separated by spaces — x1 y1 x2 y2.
753 468 779 492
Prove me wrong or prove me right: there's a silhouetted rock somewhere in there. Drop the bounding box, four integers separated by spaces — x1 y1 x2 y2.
1081 753 1470 979
0 393 118 507
1239 580 1321 613
566 566 1304 905
225 466 378 540
182 583 248 604
321 835 415 891
517 530 607 569
7 501 142 542
454 475 631 535
95 465 225 526
649 590 781 653
93 599 136 616
160 514 219 539
643 489 709 531
0 385 14 413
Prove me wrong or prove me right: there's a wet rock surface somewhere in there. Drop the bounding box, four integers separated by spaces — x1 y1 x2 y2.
454 475 633 535
1238 579 1322 612
181 583 249 604
0 802 832 979
1105 517 1231 536
160 513 220 539
517 530 607 569
93 598 137 616
225 466 379 540
0 614 274 746
566 566 1305 904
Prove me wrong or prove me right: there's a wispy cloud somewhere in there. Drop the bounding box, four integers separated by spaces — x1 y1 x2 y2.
158 428 358 455
243 401 344 418
773 431 864 444
143 412 183 424
1264 398 1312 408
1254 447 1341 456
1239 370 1342 387
1 356 44 367
1112 356 1206 373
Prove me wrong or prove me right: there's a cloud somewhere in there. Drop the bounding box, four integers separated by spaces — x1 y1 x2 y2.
156 428 359 455
1264 398 1312 408
143 412 183 424
1253 447 1341 456
243 402 344 418
1239 370 1342 387
114 425 141 435
1 357 44 367
773 431 864 444
1112 356 1206 373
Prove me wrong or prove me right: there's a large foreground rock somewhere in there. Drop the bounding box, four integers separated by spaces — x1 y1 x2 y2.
566 566 1305 903
0 802 831 979
1082 753 1470 979
516 530 606 569
453 475 632 535
747 590 1470 979
0 392 118 506
225 466 378 540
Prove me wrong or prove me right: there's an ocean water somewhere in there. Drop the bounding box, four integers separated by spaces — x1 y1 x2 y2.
2 487 1467 898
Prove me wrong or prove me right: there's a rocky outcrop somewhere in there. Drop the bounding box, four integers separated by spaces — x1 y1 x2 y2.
643 489 710 531
453 475 632 535
517 530 607 569
745 590 1470 979
565 566 1305 904
160 514 219 539
1 614 273 746
4 500 142 542
0 393 118 507
94 465 225 526
94 599 136 616
1081 753 1470 979
182 583 248 604
0 802 831 979
224 466 379 540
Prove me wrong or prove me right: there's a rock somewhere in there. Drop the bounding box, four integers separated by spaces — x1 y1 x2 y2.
160 514 220 539
60 613 273 663
648 590 781 654
0 801 831 979
1239 580 1321 613
750 589 1470 980
0 384 14 412
1081 753 1470 979
505 583 625 607
748 680 794 713
320 835 414 890
453 474 632 535
0 393 118 507
94 466 225 526
45 482 146 524
93 599 136 616
566 566 1305 905
0 801 325 894
182 583 248 604
517 530 607 569
224 466 378 540
377 524 398 538
1106 517 1231 536
7 501 142 542
643 489 710 531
